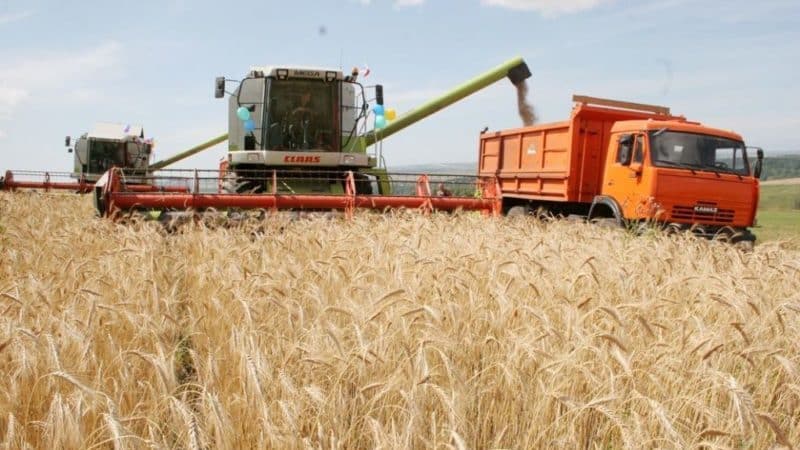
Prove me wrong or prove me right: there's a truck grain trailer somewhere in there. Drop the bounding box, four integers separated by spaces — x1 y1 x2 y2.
479 95 763 242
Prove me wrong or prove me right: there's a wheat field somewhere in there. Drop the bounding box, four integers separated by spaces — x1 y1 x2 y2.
1 192 799 449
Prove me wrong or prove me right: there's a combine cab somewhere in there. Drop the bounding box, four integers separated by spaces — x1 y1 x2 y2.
93 57 532 218
70 123 153 183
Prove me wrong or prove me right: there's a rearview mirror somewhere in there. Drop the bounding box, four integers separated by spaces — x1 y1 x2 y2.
65 136 71 147
214 77 225 98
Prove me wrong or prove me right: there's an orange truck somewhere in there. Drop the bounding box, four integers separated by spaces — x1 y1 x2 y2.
479 95 763 242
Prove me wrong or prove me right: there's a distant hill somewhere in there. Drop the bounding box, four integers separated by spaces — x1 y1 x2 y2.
387 162 478 175
762 154 800 181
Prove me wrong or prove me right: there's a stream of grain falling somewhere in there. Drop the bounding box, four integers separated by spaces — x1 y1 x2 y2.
515 80 536 126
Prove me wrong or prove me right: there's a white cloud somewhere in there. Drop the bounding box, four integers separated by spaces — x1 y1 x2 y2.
0 10 34 25
395 0 425 6
481 0 613 16
355 0 426 7
0 86 29 117
0 41 123 118
0 129 6 139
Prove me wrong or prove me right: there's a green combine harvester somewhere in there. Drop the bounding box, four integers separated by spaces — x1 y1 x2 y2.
91 57 531 217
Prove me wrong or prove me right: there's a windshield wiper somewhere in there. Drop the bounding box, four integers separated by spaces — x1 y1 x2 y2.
659 160 746 179
713 166 744 180
657 160 701 174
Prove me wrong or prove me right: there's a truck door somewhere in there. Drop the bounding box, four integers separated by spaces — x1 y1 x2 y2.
602 133 648 219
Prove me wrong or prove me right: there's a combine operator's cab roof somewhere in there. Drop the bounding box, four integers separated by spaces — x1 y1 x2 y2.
87 122 144 142
245 66 344 81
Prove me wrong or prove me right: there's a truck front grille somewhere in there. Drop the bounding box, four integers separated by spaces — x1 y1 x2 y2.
671 204 734 224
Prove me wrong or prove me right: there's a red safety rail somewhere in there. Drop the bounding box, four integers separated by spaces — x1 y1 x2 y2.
1 169 190 194
96 168 503 219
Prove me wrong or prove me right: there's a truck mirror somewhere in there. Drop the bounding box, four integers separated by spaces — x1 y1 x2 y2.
65 136 71 147
215 77 225 98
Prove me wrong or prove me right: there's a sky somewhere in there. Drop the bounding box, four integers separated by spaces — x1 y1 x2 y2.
0 0 798 173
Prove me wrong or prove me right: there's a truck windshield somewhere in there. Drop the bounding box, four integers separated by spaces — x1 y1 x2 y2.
649 130 749 175
265 79 338 151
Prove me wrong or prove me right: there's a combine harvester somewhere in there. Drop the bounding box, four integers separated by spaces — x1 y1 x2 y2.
91 57 532 218
478 95 764 242
0 123 226 193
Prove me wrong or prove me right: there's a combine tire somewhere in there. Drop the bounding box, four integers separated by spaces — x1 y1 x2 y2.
506 205 530 218
353 174 373 195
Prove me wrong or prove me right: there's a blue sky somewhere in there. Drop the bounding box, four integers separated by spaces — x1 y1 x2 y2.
0 0 798 172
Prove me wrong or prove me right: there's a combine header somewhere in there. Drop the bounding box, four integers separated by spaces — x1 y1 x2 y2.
93 168 502 218
93 57 531 218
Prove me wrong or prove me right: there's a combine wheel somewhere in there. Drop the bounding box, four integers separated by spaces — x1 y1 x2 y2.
353 174 373 195
506 205 530 218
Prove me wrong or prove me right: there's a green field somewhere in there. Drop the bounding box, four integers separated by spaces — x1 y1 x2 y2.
755 183 800 245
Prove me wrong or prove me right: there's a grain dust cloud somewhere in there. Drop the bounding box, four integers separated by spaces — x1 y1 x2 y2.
515 80 536 126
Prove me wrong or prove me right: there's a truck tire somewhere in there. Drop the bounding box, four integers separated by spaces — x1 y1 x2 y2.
592 218 620 229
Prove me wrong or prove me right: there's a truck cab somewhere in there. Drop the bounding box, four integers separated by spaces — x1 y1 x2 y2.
600 119 761 237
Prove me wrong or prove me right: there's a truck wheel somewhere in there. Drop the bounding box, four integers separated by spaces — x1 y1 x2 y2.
592 218 620 229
